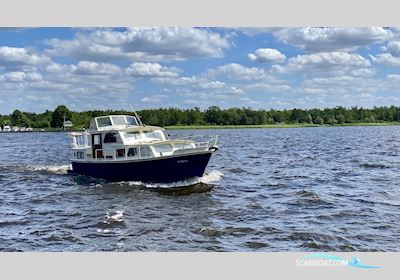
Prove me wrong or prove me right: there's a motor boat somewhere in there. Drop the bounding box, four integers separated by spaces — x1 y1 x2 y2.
68 115 218 183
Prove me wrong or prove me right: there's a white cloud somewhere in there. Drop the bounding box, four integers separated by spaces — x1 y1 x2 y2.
0 46 49 70
273 52 371 75
387 41 400 57
198 80 226 89
1 71 42 82
351 68 375 77
272 27 394 52
245 82 292 92
152 76 197 86
372 53 400 67
294 75 400 109
3 28 400 113
239 97 260 105
74 61 122 76
0 57 137 114
141 97 160 103
386 74 400 80
207 63 266 80
45 27 230 62
153 75 228 89
152 75 244 96
125 62 179 77
248 48 286 63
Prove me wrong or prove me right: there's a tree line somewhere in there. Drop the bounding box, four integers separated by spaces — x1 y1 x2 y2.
1 105 400 129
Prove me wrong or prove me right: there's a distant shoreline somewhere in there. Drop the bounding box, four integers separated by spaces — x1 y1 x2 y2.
2 122 400 133
165 122 400 130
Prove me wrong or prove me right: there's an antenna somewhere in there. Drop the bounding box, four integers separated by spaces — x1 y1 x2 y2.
129 104 143 126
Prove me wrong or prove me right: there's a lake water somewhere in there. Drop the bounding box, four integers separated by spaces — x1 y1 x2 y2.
1 126 400 251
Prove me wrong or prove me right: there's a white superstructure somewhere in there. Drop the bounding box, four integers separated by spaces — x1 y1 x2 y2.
69 115 218 162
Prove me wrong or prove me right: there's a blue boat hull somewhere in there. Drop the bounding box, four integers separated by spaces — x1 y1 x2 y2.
71 151 214 183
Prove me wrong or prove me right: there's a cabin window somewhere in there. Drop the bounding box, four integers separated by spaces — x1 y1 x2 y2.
126 116 139 126
76 135 88 147
124 131 142 140
93 134 101 145
127 147 138 157
104 133 117 143
89 119 97 130
144 131 164 140
116 149 125 158
77 151 84 159
153 144 173 154
111 116 127 126
97 116 112 127
140 146 152 158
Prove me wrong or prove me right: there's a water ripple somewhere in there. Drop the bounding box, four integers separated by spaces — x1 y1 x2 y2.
1 127 400 251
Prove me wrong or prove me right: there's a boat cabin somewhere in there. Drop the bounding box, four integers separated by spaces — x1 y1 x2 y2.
70 115 204 162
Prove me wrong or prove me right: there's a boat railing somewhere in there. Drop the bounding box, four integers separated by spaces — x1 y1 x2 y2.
197 135 218 149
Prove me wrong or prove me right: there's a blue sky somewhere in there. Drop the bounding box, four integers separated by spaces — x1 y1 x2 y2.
1 27 400 114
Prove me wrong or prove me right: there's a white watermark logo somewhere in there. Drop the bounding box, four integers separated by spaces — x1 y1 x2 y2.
296 254 381 269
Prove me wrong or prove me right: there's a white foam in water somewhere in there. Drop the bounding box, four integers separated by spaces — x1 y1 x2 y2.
27 164 71 174
110 210 124 222
201 170 224 184
127 170 224 189
104 210 124 223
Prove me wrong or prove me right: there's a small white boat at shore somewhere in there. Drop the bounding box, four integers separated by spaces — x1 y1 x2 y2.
3 125 11 132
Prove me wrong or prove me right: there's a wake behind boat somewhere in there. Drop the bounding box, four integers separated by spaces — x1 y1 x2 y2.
68 115 218 183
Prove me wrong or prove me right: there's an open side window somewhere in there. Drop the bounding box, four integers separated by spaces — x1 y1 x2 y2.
127 147 138 157
104 133 117 143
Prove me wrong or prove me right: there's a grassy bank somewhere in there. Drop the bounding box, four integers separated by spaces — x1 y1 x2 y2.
165 122 400 130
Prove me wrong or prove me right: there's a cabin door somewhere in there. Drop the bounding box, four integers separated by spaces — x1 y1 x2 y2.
92 134 103 158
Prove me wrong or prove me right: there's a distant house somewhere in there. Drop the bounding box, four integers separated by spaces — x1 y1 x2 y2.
63 120 73 128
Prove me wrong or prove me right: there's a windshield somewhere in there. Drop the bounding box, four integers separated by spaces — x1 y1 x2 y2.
94 115 139 129
126 116 139 126
111 116 127 126
97 116 112 127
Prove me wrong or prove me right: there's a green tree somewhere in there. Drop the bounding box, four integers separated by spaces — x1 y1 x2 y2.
51 105 72 128
313 116 324 125
336 114 346 124
204 106 223 125
11 110 31 127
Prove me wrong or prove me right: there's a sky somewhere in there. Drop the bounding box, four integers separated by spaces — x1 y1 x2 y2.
1 27 400 114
